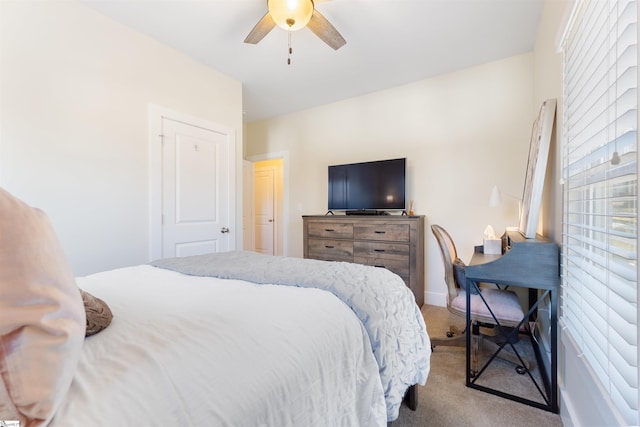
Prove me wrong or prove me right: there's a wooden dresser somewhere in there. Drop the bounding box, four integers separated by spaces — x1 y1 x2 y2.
302 215 425 306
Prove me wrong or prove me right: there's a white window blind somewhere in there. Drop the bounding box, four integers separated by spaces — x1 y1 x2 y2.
561 0 638 424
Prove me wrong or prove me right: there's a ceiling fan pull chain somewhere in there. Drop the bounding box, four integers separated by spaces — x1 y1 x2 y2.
287 31 292 65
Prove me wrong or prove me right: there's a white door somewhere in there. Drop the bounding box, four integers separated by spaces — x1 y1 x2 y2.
254 167 275 255
161 117 231 257
242 160 255 251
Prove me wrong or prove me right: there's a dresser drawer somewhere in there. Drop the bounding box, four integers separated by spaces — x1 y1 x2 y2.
354 224 410 242
308 238 354 262
303 215 425 307
354 255 410 278
308 222 354 239
354 241 409 261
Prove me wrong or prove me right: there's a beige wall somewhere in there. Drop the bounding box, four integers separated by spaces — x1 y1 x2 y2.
246 53 535 305
533 0 568 243
0 1 243 275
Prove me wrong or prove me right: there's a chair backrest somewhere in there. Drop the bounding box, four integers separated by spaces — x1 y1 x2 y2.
431 224 460 304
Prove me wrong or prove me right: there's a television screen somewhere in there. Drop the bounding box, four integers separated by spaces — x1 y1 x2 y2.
328 158 406 212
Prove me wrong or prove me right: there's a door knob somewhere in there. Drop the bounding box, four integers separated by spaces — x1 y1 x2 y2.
268 219 274 222
221 227 230 233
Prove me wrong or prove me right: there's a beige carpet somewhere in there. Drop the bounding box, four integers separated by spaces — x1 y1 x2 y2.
392 305 563 427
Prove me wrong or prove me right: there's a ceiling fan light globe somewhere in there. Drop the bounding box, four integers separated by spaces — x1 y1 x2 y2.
268 0 314 31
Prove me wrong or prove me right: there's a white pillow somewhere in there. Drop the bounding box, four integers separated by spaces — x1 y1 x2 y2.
0 188 85 426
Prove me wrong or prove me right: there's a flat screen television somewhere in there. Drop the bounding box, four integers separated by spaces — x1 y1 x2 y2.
328 158 406 213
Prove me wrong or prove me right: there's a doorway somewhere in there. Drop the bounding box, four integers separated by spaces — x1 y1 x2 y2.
244 153 288 256
253 158 283 255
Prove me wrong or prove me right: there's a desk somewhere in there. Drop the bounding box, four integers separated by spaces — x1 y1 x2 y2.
464 231 559 413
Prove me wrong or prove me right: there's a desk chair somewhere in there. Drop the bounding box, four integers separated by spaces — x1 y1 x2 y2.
430 224 530 375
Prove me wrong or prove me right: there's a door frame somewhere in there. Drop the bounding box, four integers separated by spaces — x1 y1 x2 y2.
246 151 289 256
148 104 236 261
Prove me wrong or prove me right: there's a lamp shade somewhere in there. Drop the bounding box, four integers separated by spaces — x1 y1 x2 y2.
488 185 502 207
488 185 524 226
268 0 314 31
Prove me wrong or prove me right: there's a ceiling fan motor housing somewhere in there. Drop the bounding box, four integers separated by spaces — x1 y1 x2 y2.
268 0 314 31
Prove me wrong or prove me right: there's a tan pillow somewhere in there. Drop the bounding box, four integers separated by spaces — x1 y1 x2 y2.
0 188 85 426
81 289 113 336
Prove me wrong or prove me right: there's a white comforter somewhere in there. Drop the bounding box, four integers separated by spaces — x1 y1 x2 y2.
51 265 387 426
151 250 432 420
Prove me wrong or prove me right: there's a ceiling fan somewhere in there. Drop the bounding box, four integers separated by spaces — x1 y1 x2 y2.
244 0 346 51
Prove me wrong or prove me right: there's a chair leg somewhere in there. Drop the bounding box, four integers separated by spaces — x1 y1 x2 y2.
432 320 533 373
431 322 467 349
471 329 481 376
449 324 465 336
431 335 466 349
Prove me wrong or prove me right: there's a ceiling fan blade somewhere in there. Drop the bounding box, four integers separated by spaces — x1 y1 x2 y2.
244 12 276 44
307 10 346 50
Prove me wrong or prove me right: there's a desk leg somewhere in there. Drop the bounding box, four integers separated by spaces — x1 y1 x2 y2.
550 288 558 412
529 288 537 322
466 284 558 413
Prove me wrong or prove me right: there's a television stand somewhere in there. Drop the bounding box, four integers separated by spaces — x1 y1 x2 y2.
345 210 389 216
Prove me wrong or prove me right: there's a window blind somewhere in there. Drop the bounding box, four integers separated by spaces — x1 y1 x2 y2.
561 0 638 424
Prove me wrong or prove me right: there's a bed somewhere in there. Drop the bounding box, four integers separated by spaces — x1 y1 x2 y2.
0 188 430 426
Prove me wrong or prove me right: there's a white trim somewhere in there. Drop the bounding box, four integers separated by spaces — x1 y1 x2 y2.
148 104 236 260
556 0 580 52
246 151 290 256
425 290 447 307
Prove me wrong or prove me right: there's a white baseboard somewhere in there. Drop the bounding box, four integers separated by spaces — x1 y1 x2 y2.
424 291 447 307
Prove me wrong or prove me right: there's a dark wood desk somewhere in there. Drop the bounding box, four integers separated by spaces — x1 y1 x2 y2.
464 231 559 413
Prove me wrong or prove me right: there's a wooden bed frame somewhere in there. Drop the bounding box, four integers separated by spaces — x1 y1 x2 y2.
388 385 418 425
404 384 418 411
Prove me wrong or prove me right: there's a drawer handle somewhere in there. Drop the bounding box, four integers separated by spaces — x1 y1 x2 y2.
325 245 334 249
374 265 386 268
325 228 335 232
374 249 386 253
374 230 386 234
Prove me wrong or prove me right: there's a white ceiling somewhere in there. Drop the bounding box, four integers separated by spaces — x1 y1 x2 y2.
82 0 544 122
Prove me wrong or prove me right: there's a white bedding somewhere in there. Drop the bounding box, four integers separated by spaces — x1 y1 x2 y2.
51 265 387 426
151 250 432 420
